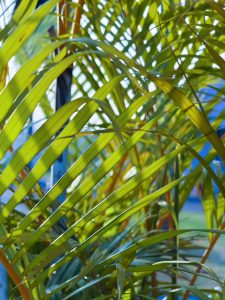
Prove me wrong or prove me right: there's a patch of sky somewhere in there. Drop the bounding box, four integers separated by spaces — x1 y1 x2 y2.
71 85 82 99
157 43 162 52
114 41 124 52
148 82 156 92
212 63 220 69
181 47 188 56
108 98 119 116
111 25 119 36
220 52 225 60
124 99 130 109
174 61 180 70
124 28 132 41
77 73 87 86
138 56 145 66
178 76 186 86
120 79 129 90
196 44 205 56
106 32 114 42
149 24 157 36
157 4 162 14
67 175 82 193
138 24 142 33
88 112 104 126
143 6 149 19
101 16 109 28
88 27 98 40
188 57 198 70
83 81 91 93
127 89 134 99
127 46 136 59
123 166 137 180
81 14 89 27
137 105 143 114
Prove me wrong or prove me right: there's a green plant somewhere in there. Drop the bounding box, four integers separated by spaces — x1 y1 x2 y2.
0 0 224 299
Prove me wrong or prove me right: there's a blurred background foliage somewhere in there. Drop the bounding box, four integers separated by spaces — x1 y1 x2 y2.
0 0 225 299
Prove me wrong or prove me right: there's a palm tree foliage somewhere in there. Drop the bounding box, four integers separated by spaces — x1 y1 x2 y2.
0 0 225 299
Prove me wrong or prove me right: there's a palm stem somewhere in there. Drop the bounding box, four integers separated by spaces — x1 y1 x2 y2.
0 252 30 300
